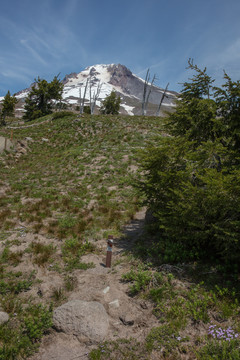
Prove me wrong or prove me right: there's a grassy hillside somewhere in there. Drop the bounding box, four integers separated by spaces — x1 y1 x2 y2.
0 113 164 358
0 113 163 238
0 113 240 360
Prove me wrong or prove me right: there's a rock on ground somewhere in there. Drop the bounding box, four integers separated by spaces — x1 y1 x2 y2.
0 311 9 325
0 136 13 153
53 300 109 342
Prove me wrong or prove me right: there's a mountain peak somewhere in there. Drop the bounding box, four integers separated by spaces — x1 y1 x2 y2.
10 63 177 116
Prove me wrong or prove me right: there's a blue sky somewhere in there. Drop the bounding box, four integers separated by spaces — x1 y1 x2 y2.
1 0 240 96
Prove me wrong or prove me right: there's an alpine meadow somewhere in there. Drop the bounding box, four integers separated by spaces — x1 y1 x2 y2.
0 61 240 360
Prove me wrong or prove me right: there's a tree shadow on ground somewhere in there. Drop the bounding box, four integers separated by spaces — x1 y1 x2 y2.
114 209 146 254
114 209 240 301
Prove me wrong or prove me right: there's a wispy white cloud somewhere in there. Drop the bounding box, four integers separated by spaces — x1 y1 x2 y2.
0 8 88 91
1 69 32 83
20 39 48 66
1 0 240 96
214 38 240 68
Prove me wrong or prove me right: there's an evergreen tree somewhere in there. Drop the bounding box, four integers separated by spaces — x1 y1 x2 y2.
23 75 63 121
165 59 218 144
100 91 121 115
139 61 240 271
0 90 17 126
181 58 215 101
214 72 240 152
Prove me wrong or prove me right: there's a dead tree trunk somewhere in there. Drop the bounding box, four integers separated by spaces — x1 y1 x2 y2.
80 78 89 114
156 83 169 116
145 74 156 113
142 69 156 116
142 69 150 116
89 76 92 113
91 82 102 114
79 87 82 114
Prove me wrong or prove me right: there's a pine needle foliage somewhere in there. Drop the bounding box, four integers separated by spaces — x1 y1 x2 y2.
0 91 17 126
23 75 63 121
100 91 121 115
139 59 240 270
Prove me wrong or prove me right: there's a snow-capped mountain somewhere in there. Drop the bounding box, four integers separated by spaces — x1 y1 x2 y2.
9 64 178 116
60 64 177 115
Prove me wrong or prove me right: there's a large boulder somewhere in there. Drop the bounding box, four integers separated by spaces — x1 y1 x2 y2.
53 300 109 342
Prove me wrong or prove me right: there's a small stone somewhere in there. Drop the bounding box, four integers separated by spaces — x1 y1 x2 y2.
119 315 134 326
0 311 9 325
109 299 120 308
140 302 148 309
102 286 110 294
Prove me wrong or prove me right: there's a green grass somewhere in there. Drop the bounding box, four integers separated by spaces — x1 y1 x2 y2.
0 113 166 359
1 114 163 240
3 114 239 359
120 262 240 359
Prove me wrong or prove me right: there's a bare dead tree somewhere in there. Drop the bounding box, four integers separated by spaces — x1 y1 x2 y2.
142 69 150 116
146 74 156 111
142 69 156 115
91 82 102 114
156 83 169 116
79 87 82 114
80 78 89 114
89 75 92 113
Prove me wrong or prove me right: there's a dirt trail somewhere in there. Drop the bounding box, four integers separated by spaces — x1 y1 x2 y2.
6 118 52 129
30 208 158 360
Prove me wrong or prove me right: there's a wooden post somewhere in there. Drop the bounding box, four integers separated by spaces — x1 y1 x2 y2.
4 137 7 150
106 235 113 268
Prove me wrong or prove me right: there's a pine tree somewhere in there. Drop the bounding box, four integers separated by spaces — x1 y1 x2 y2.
214 72 240 152
0 90 17 126
23 75 63 121
165 59 217 144
138 60 240 270
100 91 121 115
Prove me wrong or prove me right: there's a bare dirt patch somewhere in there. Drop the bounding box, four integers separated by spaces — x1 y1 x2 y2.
27 209 160 360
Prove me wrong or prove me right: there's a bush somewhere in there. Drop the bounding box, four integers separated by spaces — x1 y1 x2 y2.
0 304 52 359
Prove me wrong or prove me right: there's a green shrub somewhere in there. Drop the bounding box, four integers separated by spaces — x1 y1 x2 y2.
0 304 52 359
196 339 240 360
145 324 184 353
140 139 240 268
122 267 152 296
52 111 74 119
24 304 52 341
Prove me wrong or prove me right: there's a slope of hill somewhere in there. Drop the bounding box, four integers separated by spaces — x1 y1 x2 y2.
0 114 239 360
0 113 165 358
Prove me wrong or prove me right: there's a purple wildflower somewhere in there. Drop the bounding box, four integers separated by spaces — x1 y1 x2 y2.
208 325 239 342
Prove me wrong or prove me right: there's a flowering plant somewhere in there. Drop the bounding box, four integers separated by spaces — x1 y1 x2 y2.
208 324 239 341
